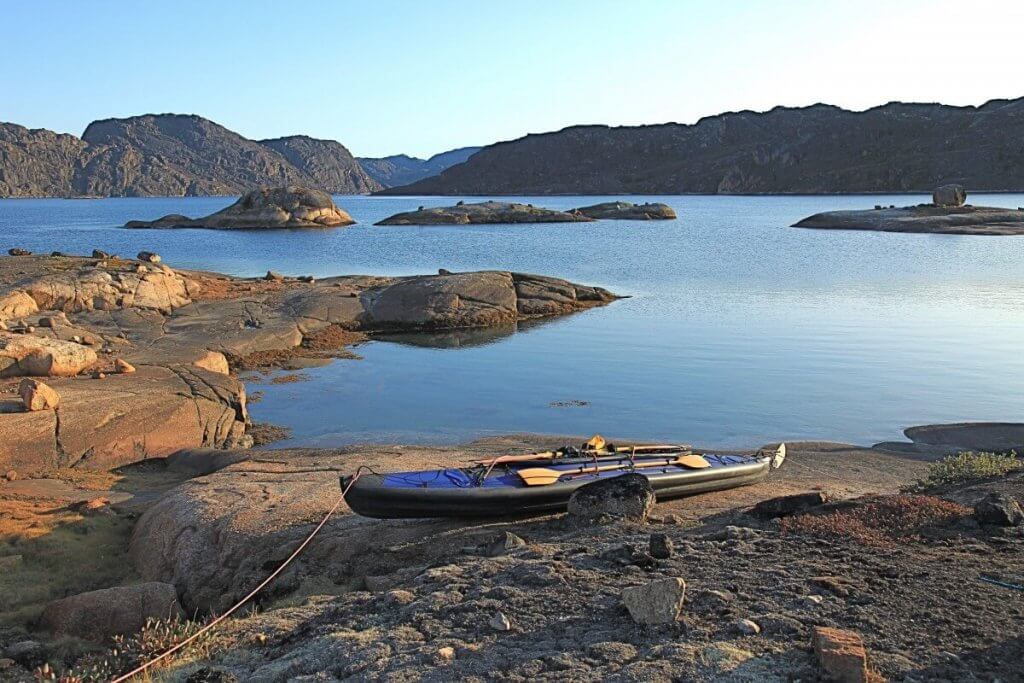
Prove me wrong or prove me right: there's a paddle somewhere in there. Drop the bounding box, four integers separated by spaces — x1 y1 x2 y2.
477 444 690 467
516 453 711 486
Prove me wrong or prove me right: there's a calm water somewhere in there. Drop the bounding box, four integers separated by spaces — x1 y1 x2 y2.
3 193 1024 448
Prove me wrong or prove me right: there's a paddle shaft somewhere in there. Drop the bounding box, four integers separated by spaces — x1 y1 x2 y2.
517 454 709 486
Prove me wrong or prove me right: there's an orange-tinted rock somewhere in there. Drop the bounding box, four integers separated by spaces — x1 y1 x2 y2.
18 379 60 411
812 626 869 683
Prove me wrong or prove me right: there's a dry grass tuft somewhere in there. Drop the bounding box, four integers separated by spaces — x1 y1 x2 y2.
780 494 970 546
37 616 220 682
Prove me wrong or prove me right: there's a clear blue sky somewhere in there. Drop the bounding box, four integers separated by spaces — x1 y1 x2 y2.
3 0 1022 158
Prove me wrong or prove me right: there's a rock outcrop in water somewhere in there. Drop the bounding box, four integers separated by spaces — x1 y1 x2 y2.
124 186 356 229
0 114 381 197
376 201 594 225
379 97 1024 195
793 186 1024 235
572 201 676 220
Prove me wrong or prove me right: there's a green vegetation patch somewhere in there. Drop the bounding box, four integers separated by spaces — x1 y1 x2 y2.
910 451 1023 491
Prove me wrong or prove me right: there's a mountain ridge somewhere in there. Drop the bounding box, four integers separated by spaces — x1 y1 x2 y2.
358 146 480 188
0 114 380 198
379 96 1024 195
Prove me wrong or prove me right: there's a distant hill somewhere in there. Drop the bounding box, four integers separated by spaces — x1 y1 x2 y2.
258 135 381 194
0 114 380 197
358 146 480 188
379 98 1024 195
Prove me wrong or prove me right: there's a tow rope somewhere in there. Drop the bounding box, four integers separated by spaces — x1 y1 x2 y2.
110 470 362 682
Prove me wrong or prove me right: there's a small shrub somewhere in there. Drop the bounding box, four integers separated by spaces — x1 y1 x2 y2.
780 494 969 547
910 451 1023 491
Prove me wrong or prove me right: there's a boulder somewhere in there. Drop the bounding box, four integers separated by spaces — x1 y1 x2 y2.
567 473 655 524
125 186 355 229
18 264 197 314
7 248 30 256
572 201 676 220
129 449 469 613
39 582 183 641
0 291 39 320
750 491 829 519
363 272 517 328
0 333 97 377
621 577 686 624
0 366 248 475
361 271 616 330
137 251 162 263
375 201 594 226
933 184 966 207
193 350 230 375
811 626 869 683
973 492 1023 526
18 379 59 411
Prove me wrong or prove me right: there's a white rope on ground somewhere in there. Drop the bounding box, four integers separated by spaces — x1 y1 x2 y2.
110 471 362 683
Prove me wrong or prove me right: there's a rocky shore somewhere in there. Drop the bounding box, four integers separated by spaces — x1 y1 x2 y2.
376 201 594 226
0 251 617 475
0 426 1020 681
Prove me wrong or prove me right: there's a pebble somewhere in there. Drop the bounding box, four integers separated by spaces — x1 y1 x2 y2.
649 533 674 559
435 646 456 663
803 594 824 605
489 611 512 631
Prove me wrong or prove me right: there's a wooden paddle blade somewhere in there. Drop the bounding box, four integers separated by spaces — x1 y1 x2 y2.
676 454 711 469
585 434 607 451
515 467 565 486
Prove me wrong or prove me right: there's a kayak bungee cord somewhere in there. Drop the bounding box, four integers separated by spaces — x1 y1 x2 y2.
109 469 366 683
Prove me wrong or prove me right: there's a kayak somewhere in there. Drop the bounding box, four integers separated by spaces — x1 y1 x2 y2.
341 443 786 519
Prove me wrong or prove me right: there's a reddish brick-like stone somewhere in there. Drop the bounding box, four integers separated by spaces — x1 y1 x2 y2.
812 626 869 683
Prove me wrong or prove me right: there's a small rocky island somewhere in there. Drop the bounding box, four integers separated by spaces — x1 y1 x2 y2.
572 201 676 220
375 200 594 225
125 186 355 229
793 184 1024 235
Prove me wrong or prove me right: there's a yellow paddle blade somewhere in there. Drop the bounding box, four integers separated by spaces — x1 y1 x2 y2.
515 467 565 486
585 434 607 451
676 454 711 469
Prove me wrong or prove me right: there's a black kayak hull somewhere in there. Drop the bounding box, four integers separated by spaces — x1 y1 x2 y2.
341 456 771 519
